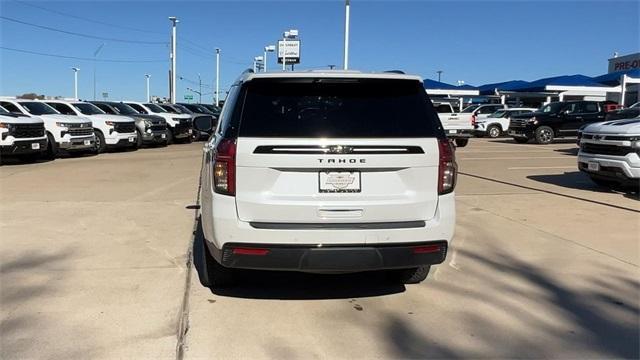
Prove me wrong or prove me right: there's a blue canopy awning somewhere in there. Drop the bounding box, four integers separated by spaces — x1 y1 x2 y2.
423 79 459 90
509 74 606 92
592 69 640 86
477 80 530 95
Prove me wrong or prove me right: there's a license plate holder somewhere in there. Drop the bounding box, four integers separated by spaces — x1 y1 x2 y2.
31 142 40 150
319 171 361 193
588 161 600 172
83 140 91 146
128 136 135 142
161 133 166 139
448 129 458 134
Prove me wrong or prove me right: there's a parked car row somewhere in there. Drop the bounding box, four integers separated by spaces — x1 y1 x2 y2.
0 98 219 165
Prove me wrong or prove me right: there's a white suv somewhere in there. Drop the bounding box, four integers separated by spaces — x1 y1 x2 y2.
0 99 94 158
194 70 457 288
45 100 137 153
474 108 537 138
0 105 48 163
124 101 192 144
578 117 640 188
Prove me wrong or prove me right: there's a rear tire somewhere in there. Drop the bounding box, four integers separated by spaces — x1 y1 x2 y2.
513 137 529 144
202 241 235 288
391 266 431 284
487 125 502 138
454 138 469 147
535 126 554 144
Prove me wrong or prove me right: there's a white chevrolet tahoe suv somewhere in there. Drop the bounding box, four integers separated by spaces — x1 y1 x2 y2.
0 99 94 158
0 105 48 164
124 101 192 144
578 117 640 189
193 70 457 288
45 100 137 153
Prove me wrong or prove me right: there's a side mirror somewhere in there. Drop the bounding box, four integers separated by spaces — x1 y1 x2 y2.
193 116 214 132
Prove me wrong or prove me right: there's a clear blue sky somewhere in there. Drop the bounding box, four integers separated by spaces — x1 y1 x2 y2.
1 0 638 102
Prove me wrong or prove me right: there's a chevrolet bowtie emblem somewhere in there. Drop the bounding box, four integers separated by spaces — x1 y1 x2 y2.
328 145 354 154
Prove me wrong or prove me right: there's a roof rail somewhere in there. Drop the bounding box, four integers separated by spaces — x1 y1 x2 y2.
242 68 255 74
384 70 405 74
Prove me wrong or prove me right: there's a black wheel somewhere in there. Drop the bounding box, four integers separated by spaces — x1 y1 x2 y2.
94 130 106 154
486 125 502 138
454 138 469 147
136 129 143 148
201 240 235 288
513 137 529 144
390 266 431 284
45 132 58 159
166 129 174 145
535 126 554 144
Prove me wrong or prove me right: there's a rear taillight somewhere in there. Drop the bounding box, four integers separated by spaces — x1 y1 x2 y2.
471 114 477 126
438 139 457 195
213 138 236 196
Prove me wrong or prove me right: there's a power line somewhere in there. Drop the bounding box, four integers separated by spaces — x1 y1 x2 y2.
15 1 166 36
0 16 167 45
0 46 167 63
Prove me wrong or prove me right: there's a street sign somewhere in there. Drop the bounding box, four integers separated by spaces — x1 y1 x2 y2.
277 40 301 64
184 94 193 100
102 92 108 99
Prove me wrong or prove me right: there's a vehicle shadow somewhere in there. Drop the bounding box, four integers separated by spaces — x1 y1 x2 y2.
192 221 406 300
489 138 578 145
528 171 638 197
554 147 579 156
377 247 640 359
0 156 54 166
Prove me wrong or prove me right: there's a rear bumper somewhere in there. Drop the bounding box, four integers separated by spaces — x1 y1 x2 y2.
210 241 448 272
0 139 48 155
445 129 473 138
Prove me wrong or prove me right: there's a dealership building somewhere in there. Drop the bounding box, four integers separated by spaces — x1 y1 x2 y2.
425 52 639 108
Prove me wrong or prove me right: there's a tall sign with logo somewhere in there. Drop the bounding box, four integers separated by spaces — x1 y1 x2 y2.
608 52 640 73
277 40 301 64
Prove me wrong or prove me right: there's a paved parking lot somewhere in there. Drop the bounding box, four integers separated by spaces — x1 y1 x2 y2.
1 139 638 359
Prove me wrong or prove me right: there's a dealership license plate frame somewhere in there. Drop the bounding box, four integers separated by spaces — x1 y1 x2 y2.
83 140 91 146
319 171 361 193
588 161 600 172
31 142 40 150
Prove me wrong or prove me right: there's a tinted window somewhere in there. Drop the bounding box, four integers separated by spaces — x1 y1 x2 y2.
127 103 147 114
217 85 241 137
73 103 105 115
461 105 479 113
582 102 599 113
0 106 8 114
94 103 115 114
48 103 76 115
112 103 139 115
540 103 564 113
161 105 179 114
1 102 22 114
434 104 453 113
144 103 166 113
22 102 59 115
238 78 440 138
489 110 508 118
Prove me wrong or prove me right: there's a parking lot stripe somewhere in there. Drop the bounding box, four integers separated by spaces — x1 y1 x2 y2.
508 166 576 170
458 156 568 160
459 172 640 214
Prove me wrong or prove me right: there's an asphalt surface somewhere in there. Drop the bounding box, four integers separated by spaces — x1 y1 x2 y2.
1 139 638 359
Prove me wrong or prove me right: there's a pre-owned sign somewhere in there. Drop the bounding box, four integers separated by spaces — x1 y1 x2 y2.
277 40 301 64
608 52 640 73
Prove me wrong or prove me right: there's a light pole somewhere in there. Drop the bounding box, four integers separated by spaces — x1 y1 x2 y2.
169 16 179 103
198 73 202 103
437 70 443 82
215 48 220 106
282 31 289 71
343 0 350 70
253 56 264 73
264 45 275 72
71 67 80 99
145 74 151 102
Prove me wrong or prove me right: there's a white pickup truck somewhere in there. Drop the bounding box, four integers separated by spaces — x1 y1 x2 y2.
432 102 473 147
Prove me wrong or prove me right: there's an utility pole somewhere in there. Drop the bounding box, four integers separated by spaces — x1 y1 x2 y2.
145 74 151 102
72 67 80 99
215 48 220 106
169 16 178 103
93 43 104 101
282 32 288 71
198 73 202 103
437 70 443 82
343 0 350 70
264 45 275 72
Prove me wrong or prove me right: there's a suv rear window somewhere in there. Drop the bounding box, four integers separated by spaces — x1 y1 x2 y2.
238 78 441 138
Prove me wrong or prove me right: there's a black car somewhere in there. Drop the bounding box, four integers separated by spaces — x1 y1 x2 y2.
605 102 640 121
508 101 608 144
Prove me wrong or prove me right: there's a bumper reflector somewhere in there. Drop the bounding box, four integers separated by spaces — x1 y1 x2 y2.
412 245 441 254
232 248 270 256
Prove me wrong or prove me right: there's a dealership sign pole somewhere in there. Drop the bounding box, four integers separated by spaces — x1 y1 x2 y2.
169 17 178 103
343 0 350 70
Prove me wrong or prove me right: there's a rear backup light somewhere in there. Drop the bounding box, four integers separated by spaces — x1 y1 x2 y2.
413 245 441 254
213 138 236 196
232 248 270 256
438 139 457 195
